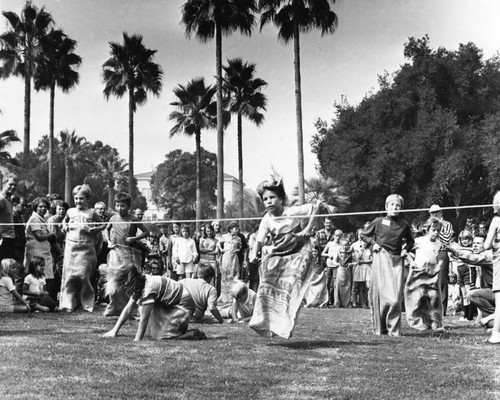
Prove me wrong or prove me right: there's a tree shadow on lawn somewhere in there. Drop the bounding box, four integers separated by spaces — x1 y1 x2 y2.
267 339 383 350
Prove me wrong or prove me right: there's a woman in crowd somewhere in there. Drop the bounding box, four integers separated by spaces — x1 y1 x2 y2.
198 223 220 294
24 197 57 298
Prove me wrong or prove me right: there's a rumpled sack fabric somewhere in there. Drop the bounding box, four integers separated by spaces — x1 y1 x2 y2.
370 249 404 336
102 245 141 316
249 240 315 338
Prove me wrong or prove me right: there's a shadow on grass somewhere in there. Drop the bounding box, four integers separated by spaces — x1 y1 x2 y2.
268 339 382 350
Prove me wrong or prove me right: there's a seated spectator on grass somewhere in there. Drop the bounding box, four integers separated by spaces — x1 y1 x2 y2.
0 259 30 313
179 264 224 323
23 256 58 312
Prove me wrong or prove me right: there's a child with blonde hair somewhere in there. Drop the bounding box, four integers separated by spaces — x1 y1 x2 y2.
405 217 445 331
60 185 102 312
227 280 256 323
0 259 30 313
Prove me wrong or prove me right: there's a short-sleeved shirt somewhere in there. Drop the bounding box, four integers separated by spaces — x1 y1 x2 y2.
256 204 313 243
108 214 141 245
180 278 218 320
24 274 46 297
134 275 183 307
0 276 15 306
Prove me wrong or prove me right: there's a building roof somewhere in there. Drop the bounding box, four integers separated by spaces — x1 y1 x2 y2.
134 171 155 179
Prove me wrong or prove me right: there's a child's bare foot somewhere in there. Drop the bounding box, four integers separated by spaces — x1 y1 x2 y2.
103 330 117 338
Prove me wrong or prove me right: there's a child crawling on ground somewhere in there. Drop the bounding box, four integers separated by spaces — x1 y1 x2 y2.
102 263 205 341
226 280 257 324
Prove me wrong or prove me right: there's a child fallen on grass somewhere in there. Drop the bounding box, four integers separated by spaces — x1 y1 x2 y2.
225 280 256 324
102 262 205 341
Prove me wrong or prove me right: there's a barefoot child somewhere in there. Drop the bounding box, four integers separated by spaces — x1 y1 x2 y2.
405 217 445 331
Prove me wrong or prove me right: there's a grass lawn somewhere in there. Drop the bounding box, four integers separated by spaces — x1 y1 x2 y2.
1 305 499 400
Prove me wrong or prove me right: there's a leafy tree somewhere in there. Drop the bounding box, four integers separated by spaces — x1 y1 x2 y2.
88 150 128 209
224 192 265 232
292 176 349 209
34 29 82 195
169 78 217 230
259 0 338 204
150 149 217 222
0 130 20 167
223 58 267 222
182 0 258 220
58 130 90 203
312 37 500 229
0 2 54 159
102 33 163 195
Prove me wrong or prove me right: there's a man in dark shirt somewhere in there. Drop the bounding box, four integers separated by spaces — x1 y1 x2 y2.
361 194 414 337
0 176 18 261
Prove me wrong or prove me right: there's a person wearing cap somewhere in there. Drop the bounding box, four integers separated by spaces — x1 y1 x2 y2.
428 204 454 315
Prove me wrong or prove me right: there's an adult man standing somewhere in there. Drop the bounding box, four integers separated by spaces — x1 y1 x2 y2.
429 204 454 315
315 216 335 259
0 176 18 261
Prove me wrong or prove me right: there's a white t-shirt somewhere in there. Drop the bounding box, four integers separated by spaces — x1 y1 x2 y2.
0 276 15 306
23 274 46 298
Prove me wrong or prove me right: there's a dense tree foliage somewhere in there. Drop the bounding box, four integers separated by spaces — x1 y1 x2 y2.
16 136 144 208
150 148 217 221
312 37 500 229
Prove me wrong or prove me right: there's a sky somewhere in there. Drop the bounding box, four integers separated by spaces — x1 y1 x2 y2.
1 0 499 196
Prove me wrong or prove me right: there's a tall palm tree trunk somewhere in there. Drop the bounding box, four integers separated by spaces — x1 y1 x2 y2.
294 21 305 205
128 86 135 196
64 157 72 204
48 81 55 194
23 74 31 161
216 21 225 220
108 182 115 210
237 111 244 224
195 130 202 231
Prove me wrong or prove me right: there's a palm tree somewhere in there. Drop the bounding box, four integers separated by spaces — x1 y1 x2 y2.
181 0 258 220
0 2 54 159
34 29 82 195
169 78 217 230
58 129 88 203
259 0 338 204
300 176 349 209
0 129 21 167
223 58 267 221
102 32 163 195
90 150 128 209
